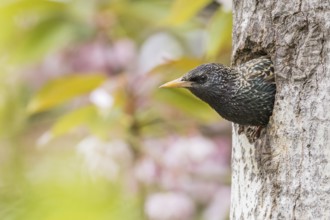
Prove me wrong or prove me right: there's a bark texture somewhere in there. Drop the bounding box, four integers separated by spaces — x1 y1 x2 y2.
231 0 330 219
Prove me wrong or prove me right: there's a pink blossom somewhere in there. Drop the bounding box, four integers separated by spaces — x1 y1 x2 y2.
77 136 133 180
162 136 217 170
203 187 231 220
145 192 195 220
134 158 158 185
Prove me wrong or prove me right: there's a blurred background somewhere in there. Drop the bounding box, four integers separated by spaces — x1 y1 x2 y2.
0 0 232 219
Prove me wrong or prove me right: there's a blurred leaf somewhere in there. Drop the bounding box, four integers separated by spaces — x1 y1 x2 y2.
0 82 28 137
51 104 131 139
27 74 106 114
206 9 232 58
33 180 142 220
109 1 169 38
150 57 204 78
0 0 66 49
0 0 66 21
13 16 78 62
164 0 212 25
1 153 142 220
0 0 91 64
155 89 219 122
51 105 98 137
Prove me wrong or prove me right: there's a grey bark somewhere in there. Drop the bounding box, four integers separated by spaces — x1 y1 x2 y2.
230 0 330 219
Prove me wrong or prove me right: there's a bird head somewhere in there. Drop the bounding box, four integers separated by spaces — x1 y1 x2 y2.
160 63 232 94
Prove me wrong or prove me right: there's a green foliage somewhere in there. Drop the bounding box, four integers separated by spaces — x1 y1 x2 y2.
20 181 142 220
27 74 106 114
164 0 212 25
0 153 142 220
0 0 91 64
0 82 28 138
0 0 233 219
51 105 98 137
206 9 232 59
107 0 170 39
155 89 219 122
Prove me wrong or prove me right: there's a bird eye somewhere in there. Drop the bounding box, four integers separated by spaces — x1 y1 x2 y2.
200 75 207 81
190 75 207 84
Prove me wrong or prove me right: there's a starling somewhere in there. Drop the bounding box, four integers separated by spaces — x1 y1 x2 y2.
160 57 276 126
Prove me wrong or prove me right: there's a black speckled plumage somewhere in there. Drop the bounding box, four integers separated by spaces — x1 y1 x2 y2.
161 57 276 126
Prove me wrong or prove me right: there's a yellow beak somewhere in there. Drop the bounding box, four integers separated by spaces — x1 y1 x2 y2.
159 77 192 88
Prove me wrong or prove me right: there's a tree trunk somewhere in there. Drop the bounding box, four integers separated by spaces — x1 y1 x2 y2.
230 0 330 219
